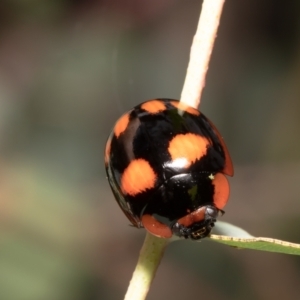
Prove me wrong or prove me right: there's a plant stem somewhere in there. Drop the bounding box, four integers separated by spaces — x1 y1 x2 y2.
180 0 226 109
124 233 169 300
124 1 226 299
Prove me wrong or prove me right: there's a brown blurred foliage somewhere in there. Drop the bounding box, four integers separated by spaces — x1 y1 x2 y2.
0 1 300 299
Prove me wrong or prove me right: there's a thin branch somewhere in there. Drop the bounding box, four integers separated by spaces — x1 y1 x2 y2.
124 233 169 300
123 1 226 299
180 0 226 109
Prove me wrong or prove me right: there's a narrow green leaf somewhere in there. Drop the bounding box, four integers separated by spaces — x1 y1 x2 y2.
214 221 254 238
209 223 300 256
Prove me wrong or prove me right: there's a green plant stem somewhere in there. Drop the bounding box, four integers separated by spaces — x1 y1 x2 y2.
124 233 169 300
124 1 226 299
180 0 226 109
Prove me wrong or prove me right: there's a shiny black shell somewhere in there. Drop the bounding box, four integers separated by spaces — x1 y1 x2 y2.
105 99 233 239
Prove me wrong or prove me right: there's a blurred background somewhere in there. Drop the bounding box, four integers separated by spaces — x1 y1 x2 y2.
1 0 300 299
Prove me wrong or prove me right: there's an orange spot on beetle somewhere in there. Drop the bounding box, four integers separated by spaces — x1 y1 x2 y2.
141 100 166 114
177 207 206 227
168 133 209 168
121 159 156 196
171 101 200 116
142 214 172 238
212 173 230 210
114 113 130 138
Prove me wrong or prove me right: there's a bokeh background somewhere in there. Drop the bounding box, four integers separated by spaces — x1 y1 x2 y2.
1 1 300 299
